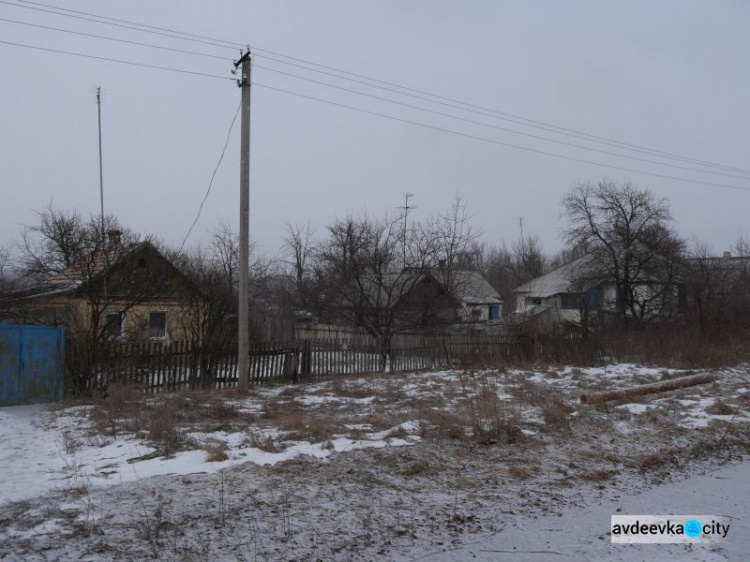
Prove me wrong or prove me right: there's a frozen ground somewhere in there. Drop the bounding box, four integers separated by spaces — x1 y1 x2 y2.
417 460 750 561
0 363 748 560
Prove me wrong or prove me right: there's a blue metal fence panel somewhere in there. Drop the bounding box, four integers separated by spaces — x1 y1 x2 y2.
0 324 65 406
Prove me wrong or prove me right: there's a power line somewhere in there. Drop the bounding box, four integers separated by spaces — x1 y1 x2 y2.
253 52 750 176
6 6 744 178
252 81 750 194
14 0 241 48
252 49 750 176
0 39 234 80
179 101 242 254
0 17 231 60
7 0 748 175
0 0 239 51
3 34 746 193
254 63 750 181
4 32 748 193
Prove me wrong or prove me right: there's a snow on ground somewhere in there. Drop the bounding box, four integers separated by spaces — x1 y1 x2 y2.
0 402 420 504
414 460 750 562
0 363 749 560
0 406 70 503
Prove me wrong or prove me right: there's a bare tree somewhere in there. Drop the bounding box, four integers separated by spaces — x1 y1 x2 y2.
734 235 750 259
315 199 483 362
479 236 549 310
421 195 481 271
562 181 684 322
315 214 423 354
16 203 137 283
170 221 287 345
282 222 316 293
684 237 750 337
0 244 16 294
210 220 240 290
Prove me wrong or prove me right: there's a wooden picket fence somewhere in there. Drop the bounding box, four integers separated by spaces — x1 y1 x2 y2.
68 332 521 394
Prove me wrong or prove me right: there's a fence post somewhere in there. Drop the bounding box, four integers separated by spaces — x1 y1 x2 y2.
442 339 452 368
284 343 299 383
300 339 312 378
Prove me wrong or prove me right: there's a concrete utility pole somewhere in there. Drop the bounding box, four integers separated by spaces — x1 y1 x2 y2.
235 49 252 391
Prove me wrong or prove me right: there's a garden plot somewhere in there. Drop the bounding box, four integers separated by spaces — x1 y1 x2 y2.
1 363 749 561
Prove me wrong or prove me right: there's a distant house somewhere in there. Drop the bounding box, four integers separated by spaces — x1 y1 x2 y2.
511 253 681 327
684 250 750 326
0 231 206 343
686 251 750 293
511 257 596 327
399 269 503 325
293 267 503 340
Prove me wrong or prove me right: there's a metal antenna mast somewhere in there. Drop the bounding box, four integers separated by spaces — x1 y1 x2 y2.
397 193 417 268
96 86 109 306
96 87 105 246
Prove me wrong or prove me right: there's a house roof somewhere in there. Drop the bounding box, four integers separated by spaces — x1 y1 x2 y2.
0 240 205 305
345 268 502 310
514 255 599 298
686 255 750 271
429 269 503 305
44 242 147 287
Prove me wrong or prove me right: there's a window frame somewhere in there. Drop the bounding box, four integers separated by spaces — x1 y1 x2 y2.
105 310 124 339
148 310 168 340
489 304 500 320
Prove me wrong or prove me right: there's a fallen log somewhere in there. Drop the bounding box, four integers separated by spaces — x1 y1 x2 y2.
580 372 716 405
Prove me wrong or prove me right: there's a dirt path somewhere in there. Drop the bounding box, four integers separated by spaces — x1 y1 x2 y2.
411 460 749 562
0 405 68 503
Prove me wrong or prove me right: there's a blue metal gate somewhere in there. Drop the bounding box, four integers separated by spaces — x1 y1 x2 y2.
0 324 65 406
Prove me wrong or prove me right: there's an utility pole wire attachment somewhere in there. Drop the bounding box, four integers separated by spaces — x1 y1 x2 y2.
233 49 251 84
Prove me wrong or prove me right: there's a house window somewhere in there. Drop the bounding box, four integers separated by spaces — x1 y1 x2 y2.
489 305 500 320
149 312 167 339
470 307 483 319
530 297 542 306
105 311 124 338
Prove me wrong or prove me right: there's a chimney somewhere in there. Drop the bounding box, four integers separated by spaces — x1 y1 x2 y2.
723 251 732 260
107 229 122 249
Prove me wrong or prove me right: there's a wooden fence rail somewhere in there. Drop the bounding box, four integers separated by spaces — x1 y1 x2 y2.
66 333 522 394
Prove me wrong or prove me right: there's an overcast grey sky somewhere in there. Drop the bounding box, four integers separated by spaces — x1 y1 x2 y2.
1 0 748 259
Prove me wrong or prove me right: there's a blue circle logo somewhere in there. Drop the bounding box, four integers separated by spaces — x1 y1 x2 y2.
685 519 702 538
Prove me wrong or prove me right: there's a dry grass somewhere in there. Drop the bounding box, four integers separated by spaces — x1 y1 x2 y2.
402 459 430 476
636 451 674 472
89 383 145 438
507 465 538 480
199 399 240 423
419 409 467 440
203 439 229 462
581 469 618 481
461 372 522 445
330 379 375 399
242 430 281 453
513 379 575 430
705 398 735 416
147 398 184 456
